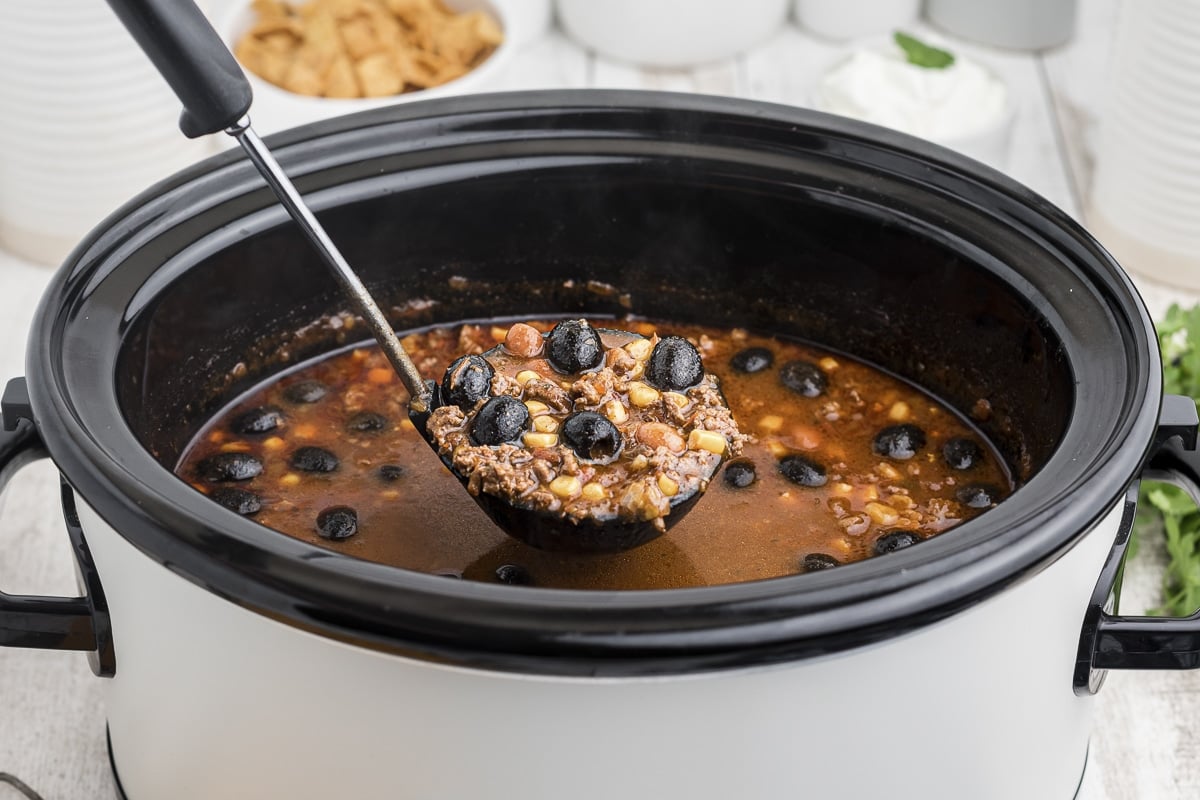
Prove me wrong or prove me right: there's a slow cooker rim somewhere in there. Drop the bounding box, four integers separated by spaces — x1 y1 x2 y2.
26 90 1161 676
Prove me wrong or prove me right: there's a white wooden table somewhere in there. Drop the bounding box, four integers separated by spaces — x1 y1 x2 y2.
3 3 1198 798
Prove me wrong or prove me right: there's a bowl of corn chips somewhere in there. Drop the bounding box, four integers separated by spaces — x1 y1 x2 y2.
222 0 510 135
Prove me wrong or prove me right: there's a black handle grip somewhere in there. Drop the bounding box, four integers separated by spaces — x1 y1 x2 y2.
105 0 253 138
0 379 99 656
1075 394 1200 693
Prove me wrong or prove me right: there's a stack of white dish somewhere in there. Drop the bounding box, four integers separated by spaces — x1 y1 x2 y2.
0 1 210 266
1087 0 1200 290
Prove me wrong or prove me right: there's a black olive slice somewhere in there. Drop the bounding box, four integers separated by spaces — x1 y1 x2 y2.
470 396 530 446
545 320 604 374
347 411 388 432
779 360 828 397
957 484 1001 509
778 455 827 487
495 564 532 585
723 459 757 488
317 506 358 540
232 406 283 435
561 411 623 463
199 453 263 482
291 446 339 473
943 438 983 470
874 530 921 555
442 354 495 411
802 553 840 571
645 336 704 391
873 424 926 460
211 487 262 516
378 464 406 482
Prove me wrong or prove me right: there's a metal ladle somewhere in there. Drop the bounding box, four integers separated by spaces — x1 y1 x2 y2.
106 0 725 554
105 0 433 415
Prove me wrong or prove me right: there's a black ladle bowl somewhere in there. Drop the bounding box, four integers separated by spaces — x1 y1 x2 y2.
412 328 729 554
414 328 731 554
106 0 728 554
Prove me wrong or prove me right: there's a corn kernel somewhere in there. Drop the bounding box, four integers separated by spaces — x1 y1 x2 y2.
280 473 301 487
862 484 879 502
524 400 550 416
400 418 416 432
834 482 854 494
630 455 649 471
352 348 370 361
516 370 541 386
220 441 252 453
207 431 227 444
490 325 508 342
759 414 784 433
625 338 652 360
819 357 839 371
877 462 901 480
523 432 559 448
533 415 559 433
582 482 607 501
888 401 911 422
380 489 400 500
262 436 286 452
628 381 660 408
603 399 628 424
550 475 581 499
688 429 727 455
887 493 915 510
865 501 900 526
767 440 789 458
657 474 679 497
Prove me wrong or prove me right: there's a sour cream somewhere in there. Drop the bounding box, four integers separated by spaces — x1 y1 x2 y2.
816 45 1009 141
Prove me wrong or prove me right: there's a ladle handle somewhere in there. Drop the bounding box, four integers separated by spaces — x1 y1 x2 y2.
105 0 252 138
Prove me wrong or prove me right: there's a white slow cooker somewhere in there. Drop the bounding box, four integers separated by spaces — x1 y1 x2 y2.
1 92 1196 799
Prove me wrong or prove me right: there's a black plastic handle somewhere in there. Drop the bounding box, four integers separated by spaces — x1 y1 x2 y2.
105 0 253 138
0 379 102 660
1076 394 1200 693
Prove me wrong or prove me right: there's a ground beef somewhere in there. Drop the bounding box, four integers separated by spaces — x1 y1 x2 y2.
426 322 744 529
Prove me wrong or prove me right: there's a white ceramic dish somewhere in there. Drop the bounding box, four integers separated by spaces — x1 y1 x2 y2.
555 0 789 68
216 0 515 137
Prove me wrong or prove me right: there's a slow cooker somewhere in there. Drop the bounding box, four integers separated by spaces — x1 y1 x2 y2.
1 91 1198 799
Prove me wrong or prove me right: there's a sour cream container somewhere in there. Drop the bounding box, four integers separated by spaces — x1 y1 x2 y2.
814 40 1014 168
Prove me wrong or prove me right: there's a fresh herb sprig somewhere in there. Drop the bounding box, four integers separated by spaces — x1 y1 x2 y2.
1138 303 1200 616
894 31 955 69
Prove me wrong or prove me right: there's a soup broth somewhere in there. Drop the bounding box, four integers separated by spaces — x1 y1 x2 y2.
176 319 1012 589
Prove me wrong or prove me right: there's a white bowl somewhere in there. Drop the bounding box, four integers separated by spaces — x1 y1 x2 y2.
812 40 1015 170
556 0 789 68
218 0 515 137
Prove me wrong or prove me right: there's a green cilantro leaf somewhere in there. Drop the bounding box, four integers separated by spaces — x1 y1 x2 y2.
1137 302 1200 616
893 31 956 70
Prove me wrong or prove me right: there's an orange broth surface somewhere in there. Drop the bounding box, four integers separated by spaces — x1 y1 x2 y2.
177 319 1012 589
